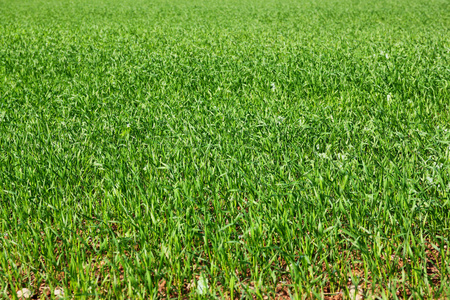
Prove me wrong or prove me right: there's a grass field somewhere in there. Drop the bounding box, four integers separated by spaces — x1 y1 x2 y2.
1 0 449 298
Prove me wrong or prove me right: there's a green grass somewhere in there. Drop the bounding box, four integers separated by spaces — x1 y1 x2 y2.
0 0 449 298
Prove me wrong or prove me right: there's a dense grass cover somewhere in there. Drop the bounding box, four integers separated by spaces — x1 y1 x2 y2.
1 0 449 298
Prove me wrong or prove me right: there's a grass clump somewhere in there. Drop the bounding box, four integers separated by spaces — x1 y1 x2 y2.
0 0 449 298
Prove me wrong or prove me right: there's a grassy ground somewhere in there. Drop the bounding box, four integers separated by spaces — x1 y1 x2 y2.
0 0 449 298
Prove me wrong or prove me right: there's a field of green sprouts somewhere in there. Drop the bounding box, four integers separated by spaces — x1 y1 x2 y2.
1 0 450 298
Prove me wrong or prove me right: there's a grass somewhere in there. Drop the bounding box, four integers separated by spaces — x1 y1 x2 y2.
0 0 449 298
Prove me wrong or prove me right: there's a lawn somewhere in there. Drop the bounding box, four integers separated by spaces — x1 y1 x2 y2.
0 0 449 298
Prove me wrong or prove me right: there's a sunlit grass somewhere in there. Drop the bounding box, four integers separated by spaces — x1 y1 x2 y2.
0 0 449 298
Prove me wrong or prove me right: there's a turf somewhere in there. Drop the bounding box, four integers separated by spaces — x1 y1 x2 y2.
0 0 449 298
